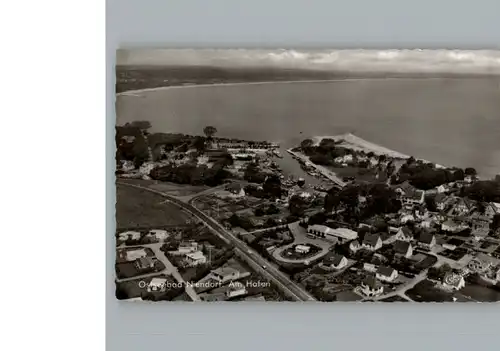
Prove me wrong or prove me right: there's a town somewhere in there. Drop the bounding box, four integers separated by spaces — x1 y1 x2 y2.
115 120 500 302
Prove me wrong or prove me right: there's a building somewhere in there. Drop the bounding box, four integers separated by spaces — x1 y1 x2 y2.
206 149 231 163
360 275 384 297
185 251 207 266
147 229 169 241
441 219 466 233
134 257 155 271
322 253 348 270
295 244 311 254
471 227 490 241
442 272 465 291
454 197 475 215
178 241 198 254
307 224 358 244
376 266 398 282
118 230 142 242
147 277 167 292
361 234 382 251
363 263 377 273
124 248 147 261
417 232 436 250
434 194 451 211
402 189 425 208
226 183 246 198
209 267 241 284
349 240 361 253
226 282 247 298
395 227 413 242
400 213 415 224
394 240 413 259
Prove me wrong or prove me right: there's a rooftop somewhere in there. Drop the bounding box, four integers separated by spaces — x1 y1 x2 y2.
394 240 411 254
363 233 381 246
377 266 397 277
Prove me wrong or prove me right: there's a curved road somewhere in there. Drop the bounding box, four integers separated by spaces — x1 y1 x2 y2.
117 181 317 302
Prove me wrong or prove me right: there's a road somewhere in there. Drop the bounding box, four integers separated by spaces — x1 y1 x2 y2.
117 181 317 301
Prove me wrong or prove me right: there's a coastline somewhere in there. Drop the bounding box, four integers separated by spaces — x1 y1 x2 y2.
115 76 475 97
312 133 446 168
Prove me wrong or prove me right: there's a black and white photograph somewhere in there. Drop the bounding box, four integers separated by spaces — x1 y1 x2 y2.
114 48 500 302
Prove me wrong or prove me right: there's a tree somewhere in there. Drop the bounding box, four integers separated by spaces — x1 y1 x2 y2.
491 214 500 231
465 167 477 176
289 195 308 216
425 196 438 212
476 202 487 215
203 126 217 140
192 136 206 152
300 139 314 150
263 174 282 198
130 120 152 130
453 168 465 181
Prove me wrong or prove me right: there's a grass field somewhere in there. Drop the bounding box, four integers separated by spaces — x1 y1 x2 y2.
116 183 190 229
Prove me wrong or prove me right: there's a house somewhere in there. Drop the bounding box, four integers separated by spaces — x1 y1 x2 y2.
470 213 491 231
441 219 466 233
147 277 167 292
178 241 198 254
442 272 465 291
307 224 358 243
349 240 361 253
400 213 415 224
454 197 475 215
185 251 207 266
226 183 246 198
394 181 415 197
418 218 434 230
417 232 436 250
381 232 397 245
395 227 413 242
226 281 248 298
295 245 311 254
434 194 450 211
322 254 348 270
360 275 384 297
484 203 499 218
134 257 155 271
118 231 142 242
402 190 425 208
362 234 382 251
394 240 413 258
209 267 241 284
471 227 490 241
147 229 169 241
124 248 147 261
376 266 398 282
363 263 377 273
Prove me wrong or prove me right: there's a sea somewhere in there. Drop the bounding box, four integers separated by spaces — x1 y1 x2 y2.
115 78 500 180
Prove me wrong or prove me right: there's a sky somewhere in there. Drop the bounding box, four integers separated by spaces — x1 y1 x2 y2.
116 49 500 74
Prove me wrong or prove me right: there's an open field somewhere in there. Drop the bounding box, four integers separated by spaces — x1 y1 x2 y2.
117 178 209 197
116 183 190 229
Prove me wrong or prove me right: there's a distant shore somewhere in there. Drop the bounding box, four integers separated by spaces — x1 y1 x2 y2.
115 76 494 97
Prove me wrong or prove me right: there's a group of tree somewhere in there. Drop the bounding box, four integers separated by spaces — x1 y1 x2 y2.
397 162 466 190
254 203 280 217
150 161 231 186
464 180 500 202
289 194 309 217
299 138 349 166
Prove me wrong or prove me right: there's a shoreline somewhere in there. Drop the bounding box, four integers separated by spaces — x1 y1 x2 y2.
115 76 478 97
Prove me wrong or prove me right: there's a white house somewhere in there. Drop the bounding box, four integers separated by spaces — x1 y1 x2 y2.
185 251 207 266
349 240 361 253
361 234 382 251
417 232 436 250
363 263 377 273
147 277 167 292
178 241 199 254
442 272 465 291
394 240 413 259
147 229 169 241
402 190 425 208
295 244 311 254
376 266 398 282
209 267 241 284
441 219 467 233
321 254 348 270
395 227 413 242
118 231 141 242
226 282 247 298
400 213 415 224
307 224 358 244
360 276 384 297
226 183 246 198
124 248 147 261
